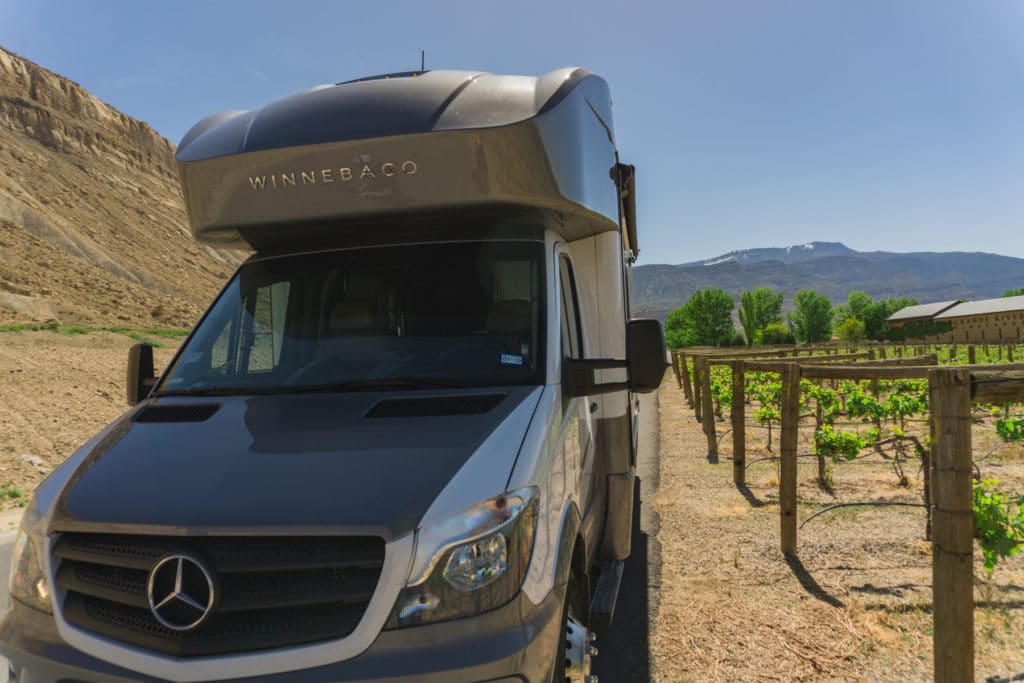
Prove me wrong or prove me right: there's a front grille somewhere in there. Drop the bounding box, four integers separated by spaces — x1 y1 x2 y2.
54 533 385 657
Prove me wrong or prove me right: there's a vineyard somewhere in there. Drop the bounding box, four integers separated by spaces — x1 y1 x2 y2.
671 342 1024 682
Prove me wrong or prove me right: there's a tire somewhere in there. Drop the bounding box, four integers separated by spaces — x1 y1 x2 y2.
551 576 594 683
549 579 574 683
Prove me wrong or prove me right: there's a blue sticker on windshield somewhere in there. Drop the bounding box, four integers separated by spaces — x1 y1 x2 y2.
500 353 525 367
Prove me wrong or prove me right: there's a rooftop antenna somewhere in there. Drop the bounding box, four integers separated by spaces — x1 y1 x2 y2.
421 50 425 72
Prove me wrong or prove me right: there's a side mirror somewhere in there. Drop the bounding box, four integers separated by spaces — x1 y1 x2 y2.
564 319 668 397
126 343 157 405
626 319 669 393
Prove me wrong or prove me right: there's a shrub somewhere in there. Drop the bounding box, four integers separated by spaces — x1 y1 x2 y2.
755 321 795 345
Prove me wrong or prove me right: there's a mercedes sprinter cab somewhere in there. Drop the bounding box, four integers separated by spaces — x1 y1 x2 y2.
1 67 667 683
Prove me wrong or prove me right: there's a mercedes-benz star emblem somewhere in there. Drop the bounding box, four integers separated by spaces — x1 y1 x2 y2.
147 554 216 631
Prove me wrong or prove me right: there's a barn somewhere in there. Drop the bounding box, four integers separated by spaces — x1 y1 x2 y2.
932 295 1024 342
887 296 1024 342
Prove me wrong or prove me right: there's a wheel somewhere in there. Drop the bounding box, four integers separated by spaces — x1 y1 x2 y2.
551 577 599 683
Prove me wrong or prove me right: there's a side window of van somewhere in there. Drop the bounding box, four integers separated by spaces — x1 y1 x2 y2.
209 318 236 374
247 281 291 373
559 256 583 360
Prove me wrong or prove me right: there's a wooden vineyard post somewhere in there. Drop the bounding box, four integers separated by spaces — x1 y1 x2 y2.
671 350 682 388
1010 345 1015 363
731 360 746 486
692 357 703 421
928 367 973 683
680 351 694 408
699 359 718 463
879 346 887 360
968 345 976 365
779 363 801 556
949 345 956 362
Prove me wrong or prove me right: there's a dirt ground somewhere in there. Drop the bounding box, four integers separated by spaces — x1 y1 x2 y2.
651 378 1024 681
0 330 177 498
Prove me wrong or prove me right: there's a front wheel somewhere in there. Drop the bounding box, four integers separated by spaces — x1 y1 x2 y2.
551 578 599 683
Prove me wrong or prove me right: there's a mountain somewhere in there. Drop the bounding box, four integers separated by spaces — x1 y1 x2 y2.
634 241 1024 320
0 46 244 327
678 241 857 268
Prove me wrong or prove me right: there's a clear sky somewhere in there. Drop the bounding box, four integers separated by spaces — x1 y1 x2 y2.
1 0 1022 265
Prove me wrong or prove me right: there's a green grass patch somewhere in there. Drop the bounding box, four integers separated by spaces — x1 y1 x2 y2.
0 482 25 507
0 323 190 348
0 321 59 333
99 326 190 339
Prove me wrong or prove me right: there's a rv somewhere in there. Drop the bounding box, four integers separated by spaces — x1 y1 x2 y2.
2 67 666 683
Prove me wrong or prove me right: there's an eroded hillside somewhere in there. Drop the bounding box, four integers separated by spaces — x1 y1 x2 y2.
0 46 244 327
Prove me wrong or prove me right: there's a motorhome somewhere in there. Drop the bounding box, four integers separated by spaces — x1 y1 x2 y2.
1 67 666 683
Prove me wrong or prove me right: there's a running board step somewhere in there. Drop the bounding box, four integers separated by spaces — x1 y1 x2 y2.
589 560 625 628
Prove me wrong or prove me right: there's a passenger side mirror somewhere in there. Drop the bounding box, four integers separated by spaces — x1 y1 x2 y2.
625 319 669 393
126 343 157 405
564 319 668 396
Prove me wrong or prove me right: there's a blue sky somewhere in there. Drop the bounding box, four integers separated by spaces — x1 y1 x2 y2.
1 0 1022 265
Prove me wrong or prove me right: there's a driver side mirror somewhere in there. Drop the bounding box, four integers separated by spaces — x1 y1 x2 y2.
564 319 669 396
126 343 157 405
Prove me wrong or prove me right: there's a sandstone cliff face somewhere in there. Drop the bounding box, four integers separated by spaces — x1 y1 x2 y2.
0 46 244 327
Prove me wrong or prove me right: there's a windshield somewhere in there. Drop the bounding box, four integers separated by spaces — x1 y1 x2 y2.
157 241 546 395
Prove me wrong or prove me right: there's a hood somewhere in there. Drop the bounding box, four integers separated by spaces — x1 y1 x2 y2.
49 387 541 541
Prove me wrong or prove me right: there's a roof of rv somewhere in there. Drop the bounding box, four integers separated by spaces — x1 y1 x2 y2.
176 67 597 163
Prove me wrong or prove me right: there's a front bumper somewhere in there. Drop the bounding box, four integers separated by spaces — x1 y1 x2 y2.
0 588 564 683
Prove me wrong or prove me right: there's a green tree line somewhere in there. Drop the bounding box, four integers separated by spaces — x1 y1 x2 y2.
664 288 920 348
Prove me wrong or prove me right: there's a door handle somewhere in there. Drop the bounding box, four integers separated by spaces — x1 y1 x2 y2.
590 401 598 414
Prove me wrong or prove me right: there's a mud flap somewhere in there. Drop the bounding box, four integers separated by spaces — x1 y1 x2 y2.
589 560 625 627
598 468 635 560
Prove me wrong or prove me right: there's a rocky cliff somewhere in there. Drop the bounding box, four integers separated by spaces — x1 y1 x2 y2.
0 46 243 326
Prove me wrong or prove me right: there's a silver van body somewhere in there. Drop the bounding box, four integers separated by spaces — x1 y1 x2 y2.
1 68 662 683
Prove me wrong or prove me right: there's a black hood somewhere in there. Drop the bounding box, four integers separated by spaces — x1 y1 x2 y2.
50 388 539 541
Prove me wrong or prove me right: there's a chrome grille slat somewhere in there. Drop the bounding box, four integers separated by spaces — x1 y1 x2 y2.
55 533 385 657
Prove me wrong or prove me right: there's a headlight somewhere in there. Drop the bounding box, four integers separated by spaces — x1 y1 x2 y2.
9 499 52 614
386 487 537 629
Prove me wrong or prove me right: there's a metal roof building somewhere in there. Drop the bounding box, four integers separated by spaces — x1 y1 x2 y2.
933 295 1024 320
886 295 1024 342
886 300 961 322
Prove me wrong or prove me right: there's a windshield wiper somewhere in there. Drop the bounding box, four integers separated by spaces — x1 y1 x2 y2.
154 385 300 397
284 377 474 393
154 378 473 398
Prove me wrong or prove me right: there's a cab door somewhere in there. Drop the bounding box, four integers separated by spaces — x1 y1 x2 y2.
557 250 596 515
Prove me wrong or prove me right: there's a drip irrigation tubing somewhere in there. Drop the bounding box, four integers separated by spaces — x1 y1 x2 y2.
799 502 928 529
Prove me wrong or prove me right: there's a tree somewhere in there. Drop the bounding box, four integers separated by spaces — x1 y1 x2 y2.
863 296 918 341
834 291 873 327
847 291 873 320
664 289 735 347
737 287 784 345
1004 288 1024 298
787 290 834 343
663 306 696 349
832 304 852 326
835 316 866 342
756 321 795 345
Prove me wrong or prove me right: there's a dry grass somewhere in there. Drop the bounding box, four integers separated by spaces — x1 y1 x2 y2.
651 380 1024 682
